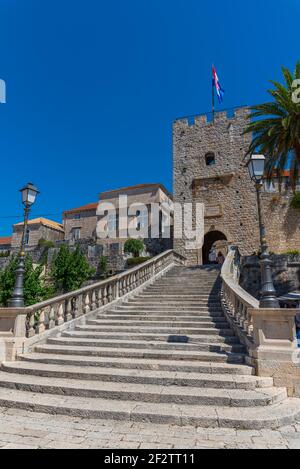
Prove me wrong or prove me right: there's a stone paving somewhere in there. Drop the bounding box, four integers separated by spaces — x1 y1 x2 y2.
0 407 299 449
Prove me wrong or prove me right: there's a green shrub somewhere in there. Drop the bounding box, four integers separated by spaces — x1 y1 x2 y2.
284 250 300 257
290 192 300 209
0 255 52 307
124 239 145 258
99 255 108 278
0 251 10 258
127 256 151 267
38 238 55 248
51 244 95 293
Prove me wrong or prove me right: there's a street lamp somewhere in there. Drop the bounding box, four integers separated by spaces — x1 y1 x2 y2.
246 155 279 309
8 183 39 308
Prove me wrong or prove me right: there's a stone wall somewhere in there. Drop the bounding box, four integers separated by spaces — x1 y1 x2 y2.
63 209 98 242
11 224 64 249
173 107 260 265
240 254 300 299
261 192 300 254
173 106 300 265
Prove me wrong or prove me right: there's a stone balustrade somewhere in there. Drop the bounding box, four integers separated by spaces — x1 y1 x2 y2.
221 246 259 348
0 250 185 360
221 246 300 397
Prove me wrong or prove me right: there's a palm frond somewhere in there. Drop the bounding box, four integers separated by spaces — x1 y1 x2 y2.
244 63 300 186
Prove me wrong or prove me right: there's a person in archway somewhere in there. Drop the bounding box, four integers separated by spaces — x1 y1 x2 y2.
217 251 225 266
208 247 217 264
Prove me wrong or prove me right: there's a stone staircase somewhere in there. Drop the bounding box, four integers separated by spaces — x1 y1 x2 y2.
0 266 300 429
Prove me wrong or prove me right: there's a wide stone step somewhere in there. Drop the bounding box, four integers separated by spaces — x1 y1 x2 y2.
99 311 225 318
0 388 298 429
144 287 220 293
120 299 222 311
145 287 219 292
47 337 245 353
131 298 222 305
0 372 285 407
19 353 254 375
96 316 226 324
87 319 230 329
115 305 223 312
77 325 235 335
86 320 232 333
34 344 246 363
3 362 263 389
132 293 220 306
97 314 226 323
63 330 240 344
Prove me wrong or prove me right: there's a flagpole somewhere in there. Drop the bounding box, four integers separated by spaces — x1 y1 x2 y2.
212 65 215 123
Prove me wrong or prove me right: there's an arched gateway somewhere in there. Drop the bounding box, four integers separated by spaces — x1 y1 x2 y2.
202 230 227 265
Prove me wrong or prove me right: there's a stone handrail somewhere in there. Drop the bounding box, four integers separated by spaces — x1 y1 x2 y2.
0 250 186 340
221 246 259 343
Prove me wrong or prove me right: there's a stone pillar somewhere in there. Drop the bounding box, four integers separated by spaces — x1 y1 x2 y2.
0 308 28 362
249 308 300 396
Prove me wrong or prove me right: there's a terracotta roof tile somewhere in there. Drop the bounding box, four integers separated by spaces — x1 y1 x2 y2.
14 218 64 232
63 202 98 215
100 183 172 198
0 236 12 246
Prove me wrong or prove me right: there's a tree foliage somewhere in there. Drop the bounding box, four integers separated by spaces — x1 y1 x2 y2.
290 192 300 209
0 255 51 307
127 256 151 267
244 62 300 188
51 244 95 293
99 255 108 278
124 238 145 258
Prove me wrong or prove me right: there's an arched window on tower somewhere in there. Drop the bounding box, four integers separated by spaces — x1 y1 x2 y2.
205 152 216 166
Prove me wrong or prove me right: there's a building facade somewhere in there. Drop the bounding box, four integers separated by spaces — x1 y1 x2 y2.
63 184 173 256
11 218 64 249
63 203 98 243
98 183 173 255
0 237 12 253
173 107 300 265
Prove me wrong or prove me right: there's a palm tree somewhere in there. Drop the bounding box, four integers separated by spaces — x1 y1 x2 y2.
244 62 300 187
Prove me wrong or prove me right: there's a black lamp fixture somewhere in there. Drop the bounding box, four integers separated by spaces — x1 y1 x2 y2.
8 183 39 308
246 155 279 309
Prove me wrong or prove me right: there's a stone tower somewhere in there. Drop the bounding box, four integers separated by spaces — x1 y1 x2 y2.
173 107 260 265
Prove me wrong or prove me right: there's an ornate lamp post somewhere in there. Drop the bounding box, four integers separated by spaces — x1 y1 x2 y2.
8 183 39 308
246 155 279 308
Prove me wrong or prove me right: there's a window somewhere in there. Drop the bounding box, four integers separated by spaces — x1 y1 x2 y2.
107 212 118 235
74 214 81 220
205 152 216 166
138 208 148 230
72 228 81 241
24 229 30 245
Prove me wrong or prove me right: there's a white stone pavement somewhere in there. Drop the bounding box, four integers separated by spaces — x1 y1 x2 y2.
0 408 299 449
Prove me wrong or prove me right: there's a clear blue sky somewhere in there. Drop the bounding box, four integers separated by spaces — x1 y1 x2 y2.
0 0 299 235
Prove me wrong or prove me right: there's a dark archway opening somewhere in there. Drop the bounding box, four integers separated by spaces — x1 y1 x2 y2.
202 230 227 265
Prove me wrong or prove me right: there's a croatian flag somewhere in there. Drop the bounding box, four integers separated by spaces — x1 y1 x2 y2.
212 65 225 104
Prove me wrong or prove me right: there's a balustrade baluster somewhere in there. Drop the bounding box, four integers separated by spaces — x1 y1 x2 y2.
91 290 97 310
65 298 73 322
84 293 91 314
73 296 80 318
36 309 46 334
56 303 64 326
108 285 113 303
49 306 55 329
97 289 103 307
103 287 108 305
27 313 36 338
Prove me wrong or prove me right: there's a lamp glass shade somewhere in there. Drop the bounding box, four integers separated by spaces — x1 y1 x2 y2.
247 155 265 182
20 183 39 206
